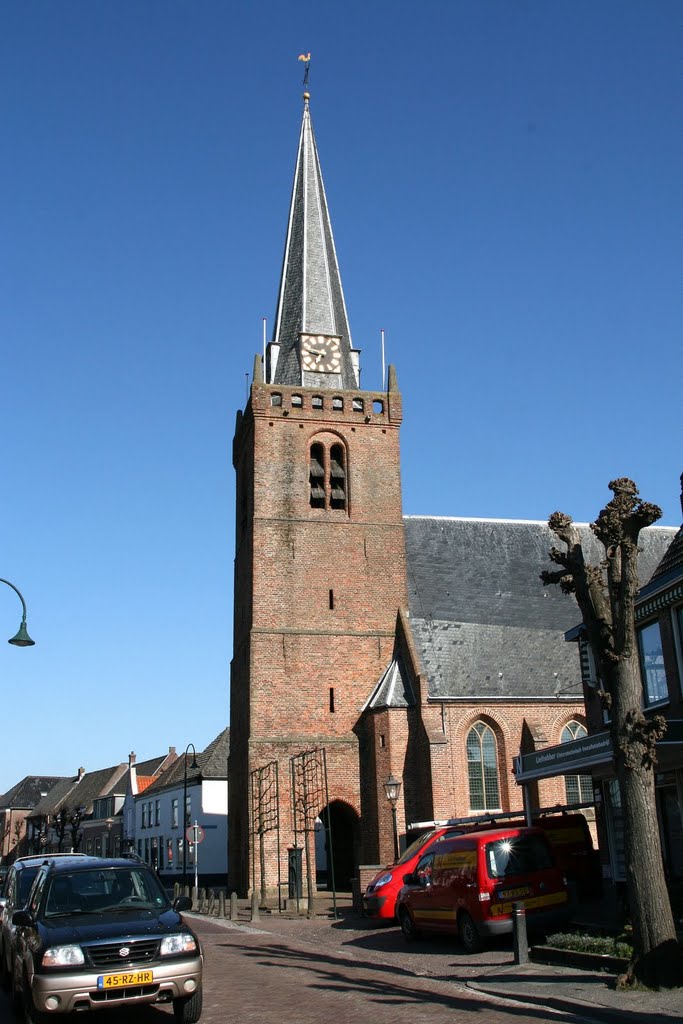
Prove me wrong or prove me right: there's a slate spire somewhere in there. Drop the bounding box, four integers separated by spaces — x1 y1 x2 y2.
267 93 359 388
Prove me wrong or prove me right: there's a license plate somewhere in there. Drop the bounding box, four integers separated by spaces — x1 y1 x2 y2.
97 970 153 989
498 885 532 900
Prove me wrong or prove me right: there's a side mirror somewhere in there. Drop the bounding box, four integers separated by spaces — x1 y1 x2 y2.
174 896 192 912
12 910 33 927
402 873 416 886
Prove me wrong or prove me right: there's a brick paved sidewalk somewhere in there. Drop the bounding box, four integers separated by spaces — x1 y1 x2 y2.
188 908 683 1024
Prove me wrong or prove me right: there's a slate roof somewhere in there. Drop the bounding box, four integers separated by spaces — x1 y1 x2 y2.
0 777 65 810
30 765 128 818
269 96 358 389
638 525 683 598
365 658 415 710
404 516 677 701
144 730 229 794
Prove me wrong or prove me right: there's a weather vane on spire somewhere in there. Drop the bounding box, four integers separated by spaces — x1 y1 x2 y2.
298 52 311 89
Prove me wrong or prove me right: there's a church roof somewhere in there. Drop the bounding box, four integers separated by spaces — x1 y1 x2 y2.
269 95 358 388
403 516 676 701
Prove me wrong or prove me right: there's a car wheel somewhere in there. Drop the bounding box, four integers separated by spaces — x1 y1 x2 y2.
173 983 203 1023
458 911 482 954
398 906 420 942
0 943 10 992
22 973 50 1024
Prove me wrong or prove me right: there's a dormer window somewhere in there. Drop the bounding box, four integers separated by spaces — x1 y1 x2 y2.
309 438 348 511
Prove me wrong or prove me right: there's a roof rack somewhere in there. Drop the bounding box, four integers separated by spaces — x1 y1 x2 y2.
407 800 595 832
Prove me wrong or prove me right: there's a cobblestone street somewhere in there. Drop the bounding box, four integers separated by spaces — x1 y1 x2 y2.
154 914 581 1024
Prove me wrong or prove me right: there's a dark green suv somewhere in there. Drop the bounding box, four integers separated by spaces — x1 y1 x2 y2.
10 855 202 1022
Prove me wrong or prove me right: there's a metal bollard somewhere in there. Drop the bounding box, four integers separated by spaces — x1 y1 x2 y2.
512 901 528 964
230 891 238 919
250 891 260 922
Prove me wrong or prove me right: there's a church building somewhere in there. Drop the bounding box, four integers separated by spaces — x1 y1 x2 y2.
228 92 675 898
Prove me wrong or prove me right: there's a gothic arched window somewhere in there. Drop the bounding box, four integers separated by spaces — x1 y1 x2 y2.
309 439 347 512
561 721 593 805
467 721 501 811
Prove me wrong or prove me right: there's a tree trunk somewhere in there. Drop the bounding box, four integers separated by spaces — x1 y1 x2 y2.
609 656 679 987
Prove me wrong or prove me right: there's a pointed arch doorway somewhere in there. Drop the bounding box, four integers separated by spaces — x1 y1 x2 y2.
317 801 359 892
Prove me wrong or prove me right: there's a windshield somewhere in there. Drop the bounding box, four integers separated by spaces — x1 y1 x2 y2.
44 868 170 917
485 835 554 879
395 830 441 866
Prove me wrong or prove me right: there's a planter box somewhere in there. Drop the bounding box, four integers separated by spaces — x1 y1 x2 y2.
530 944 630 974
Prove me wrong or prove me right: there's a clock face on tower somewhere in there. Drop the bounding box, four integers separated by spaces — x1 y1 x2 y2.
300 334 342 374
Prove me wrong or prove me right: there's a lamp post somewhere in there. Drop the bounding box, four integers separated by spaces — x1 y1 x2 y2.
384 774 402 861
0 578 35 646
182 743 199 891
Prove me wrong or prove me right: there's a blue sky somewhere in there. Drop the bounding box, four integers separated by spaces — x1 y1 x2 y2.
1 1 681 795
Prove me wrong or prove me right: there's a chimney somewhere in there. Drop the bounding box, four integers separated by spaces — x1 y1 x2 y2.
77 767 85 781
128 752 136 767
169 746 176 755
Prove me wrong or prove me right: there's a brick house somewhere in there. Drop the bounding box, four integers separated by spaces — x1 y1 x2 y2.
228 92 676 897
0 777 65 863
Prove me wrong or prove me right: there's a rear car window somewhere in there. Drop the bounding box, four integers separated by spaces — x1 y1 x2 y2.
485 834 554 879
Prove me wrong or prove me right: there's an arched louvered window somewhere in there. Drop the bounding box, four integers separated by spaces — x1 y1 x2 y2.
329 444 346 510
561 721 593 805
467 721 501 811
309 443 325 508
309 439 348 511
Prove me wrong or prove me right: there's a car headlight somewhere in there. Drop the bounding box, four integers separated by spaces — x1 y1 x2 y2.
373 872 394 889
160 933 197 956
42 945 85 968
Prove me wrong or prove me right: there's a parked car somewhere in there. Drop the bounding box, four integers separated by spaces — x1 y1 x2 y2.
10 855 203 1022
396 825 569 952
1 854 88 993
363 826 461 921
363 811 594 921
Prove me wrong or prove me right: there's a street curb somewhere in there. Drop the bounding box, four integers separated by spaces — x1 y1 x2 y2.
465 980 637 1024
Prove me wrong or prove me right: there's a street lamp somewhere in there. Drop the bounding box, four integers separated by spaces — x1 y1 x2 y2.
0 578 35 646
182 743 199 891
384 774 402 861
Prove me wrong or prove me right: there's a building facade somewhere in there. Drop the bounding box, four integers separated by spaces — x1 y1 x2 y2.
228 91 676 898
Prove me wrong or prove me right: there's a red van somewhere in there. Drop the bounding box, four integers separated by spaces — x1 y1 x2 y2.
362 826 462 921
396 826 569 952
364 811 593 922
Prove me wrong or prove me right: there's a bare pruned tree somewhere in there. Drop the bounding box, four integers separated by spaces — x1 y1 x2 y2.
542 477 681 987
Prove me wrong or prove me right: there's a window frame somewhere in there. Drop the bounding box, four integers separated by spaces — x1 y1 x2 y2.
466 721 501 812
637 619 669 707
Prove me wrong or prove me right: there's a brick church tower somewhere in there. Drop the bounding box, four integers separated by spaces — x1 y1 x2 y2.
228 92 409 896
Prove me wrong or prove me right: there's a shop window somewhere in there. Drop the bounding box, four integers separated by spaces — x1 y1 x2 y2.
466 721 501 811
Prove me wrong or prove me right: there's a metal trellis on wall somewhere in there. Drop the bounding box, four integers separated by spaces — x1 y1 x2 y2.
249 760 281 905
290 747 336 918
